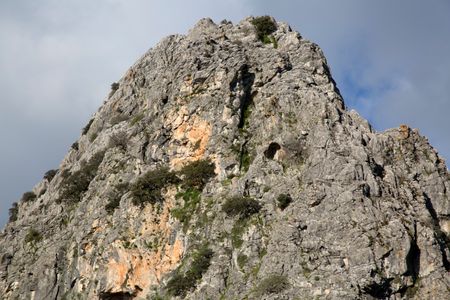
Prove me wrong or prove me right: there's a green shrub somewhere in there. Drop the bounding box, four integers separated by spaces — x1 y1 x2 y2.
8 202 18 222
255 274 289 295
277 194 292 210
251 16 277 43
166 245 213 297
179 159 215 190
24 228 42 244
21 191 36 203
44 169 58 182
109 82 120 98
82 118 94 135
58 151 106 204
222 196 261 219
105 183 129 214
131 167 180 207
71 141 79 151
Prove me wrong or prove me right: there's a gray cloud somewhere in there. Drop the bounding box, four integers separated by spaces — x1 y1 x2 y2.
1 0 449 226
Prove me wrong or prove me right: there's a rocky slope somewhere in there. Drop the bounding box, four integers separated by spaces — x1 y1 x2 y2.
1 17 449 300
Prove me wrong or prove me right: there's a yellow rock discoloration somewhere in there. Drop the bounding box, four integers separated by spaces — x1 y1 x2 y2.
170 113 212 168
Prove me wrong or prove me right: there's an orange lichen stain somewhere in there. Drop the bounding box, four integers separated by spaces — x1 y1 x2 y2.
82 242 93 254
103 189 184 297
171 115 212 169
106 254 130 291
399 124 410 139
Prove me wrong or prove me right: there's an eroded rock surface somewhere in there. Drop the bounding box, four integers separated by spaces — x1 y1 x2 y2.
1 17 449 299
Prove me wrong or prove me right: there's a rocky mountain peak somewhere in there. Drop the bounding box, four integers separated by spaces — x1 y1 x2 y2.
1 17 449 299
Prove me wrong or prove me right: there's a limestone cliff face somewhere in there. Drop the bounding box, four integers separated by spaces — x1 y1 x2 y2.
1 17 449 300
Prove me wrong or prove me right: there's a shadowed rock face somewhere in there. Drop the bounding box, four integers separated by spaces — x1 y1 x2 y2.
1 17 449 300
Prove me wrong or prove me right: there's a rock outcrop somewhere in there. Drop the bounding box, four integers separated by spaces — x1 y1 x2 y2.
1 17 449 299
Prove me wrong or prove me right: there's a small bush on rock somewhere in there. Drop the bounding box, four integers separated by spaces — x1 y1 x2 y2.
251 16 277 43
43 169 58 182
21 191 36 203
255 274 289 295
222 196 261 219
277 194 292 210
131 167 180 207
24 228 42 244
109 82 120 98
179 159 215 190
58 151 106 204
8 202 18 222
71 142 79 151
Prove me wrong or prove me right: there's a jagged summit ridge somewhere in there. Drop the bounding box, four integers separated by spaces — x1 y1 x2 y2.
1 17 449 299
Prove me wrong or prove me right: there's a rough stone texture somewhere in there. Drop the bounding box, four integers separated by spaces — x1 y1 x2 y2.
1 17 449 300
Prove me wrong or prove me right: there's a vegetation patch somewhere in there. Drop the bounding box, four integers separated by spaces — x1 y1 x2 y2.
131 167 180 207
166 245 214 297
255 274 289 296
251 16 277 44
222 196 261 219
179 159 215 190
44 169 58 182
71 141 79 151
8 202 18 222
240 147 254 172
237 253 248 270
108 82 120 98
58 151 106 204
21 191 37 203
277 194 293 210
24 228 42 245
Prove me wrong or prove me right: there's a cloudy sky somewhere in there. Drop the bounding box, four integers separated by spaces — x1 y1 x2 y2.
1 0 449 226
